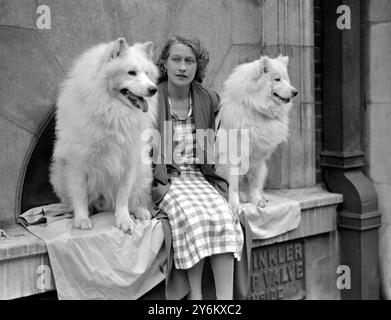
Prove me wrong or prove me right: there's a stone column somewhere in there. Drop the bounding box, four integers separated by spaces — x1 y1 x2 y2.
321 0 381 299
362 0 391 299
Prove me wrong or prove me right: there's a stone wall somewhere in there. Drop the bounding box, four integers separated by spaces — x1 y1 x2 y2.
362 0 391 299
0 0 315 223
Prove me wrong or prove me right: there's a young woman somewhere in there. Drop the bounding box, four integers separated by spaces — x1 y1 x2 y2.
152 35 244 300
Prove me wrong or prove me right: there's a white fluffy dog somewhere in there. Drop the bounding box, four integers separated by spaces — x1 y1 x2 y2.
50 38 158 232
216 55 298 209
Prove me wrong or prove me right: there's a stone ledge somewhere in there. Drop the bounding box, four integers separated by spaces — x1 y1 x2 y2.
0 187 343 299
0 222 47 261
268 186 343 210
0 222 53 299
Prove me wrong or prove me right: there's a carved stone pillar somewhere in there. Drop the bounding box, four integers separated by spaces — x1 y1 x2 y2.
321 0 381 299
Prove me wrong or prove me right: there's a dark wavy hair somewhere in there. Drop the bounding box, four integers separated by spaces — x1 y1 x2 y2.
157 35 209 84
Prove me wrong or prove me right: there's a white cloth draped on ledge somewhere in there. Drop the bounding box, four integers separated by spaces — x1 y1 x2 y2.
18 194 300 300
242 193 301 240
18 204 166 300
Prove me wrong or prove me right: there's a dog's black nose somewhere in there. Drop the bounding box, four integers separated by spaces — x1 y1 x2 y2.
292 90 298 97
148 87 157 96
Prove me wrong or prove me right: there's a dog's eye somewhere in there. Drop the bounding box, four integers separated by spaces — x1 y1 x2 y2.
128 71 137 76
275 78 281 82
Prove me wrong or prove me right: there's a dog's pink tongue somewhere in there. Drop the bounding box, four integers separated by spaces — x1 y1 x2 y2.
140 100 148 113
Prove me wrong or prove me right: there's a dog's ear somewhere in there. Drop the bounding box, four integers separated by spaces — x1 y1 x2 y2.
277 54 289 66
260 56 271 74
110 38 128 60
141 42 154 59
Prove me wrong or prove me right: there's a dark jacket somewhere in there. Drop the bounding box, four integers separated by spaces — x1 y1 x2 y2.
153 81 251 300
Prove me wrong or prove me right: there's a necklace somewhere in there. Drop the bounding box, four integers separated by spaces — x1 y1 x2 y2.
167 94 192 120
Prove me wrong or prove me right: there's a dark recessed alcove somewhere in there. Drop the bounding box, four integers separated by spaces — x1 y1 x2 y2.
21 115 59 213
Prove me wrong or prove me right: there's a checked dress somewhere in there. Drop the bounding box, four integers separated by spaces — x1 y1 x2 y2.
158 97 244 270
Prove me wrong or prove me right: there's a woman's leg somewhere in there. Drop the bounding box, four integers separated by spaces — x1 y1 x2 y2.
186 258 205 300
210 253 234 300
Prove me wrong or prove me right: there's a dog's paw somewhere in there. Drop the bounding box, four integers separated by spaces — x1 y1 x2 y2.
229 201 243 216
256 194 269 208
135 207 152 221
115 214 135 233
73 217 92 230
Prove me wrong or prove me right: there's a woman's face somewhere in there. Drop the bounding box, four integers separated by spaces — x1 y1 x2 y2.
164 43 197 88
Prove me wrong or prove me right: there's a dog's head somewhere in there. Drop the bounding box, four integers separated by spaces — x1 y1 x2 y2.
101 38 159 112
223 54 298 119
260 55 298 106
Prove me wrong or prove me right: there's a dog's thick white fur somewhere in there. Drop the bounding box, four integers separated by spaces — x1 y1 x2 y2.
216 55 297 209
50 38 159 232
